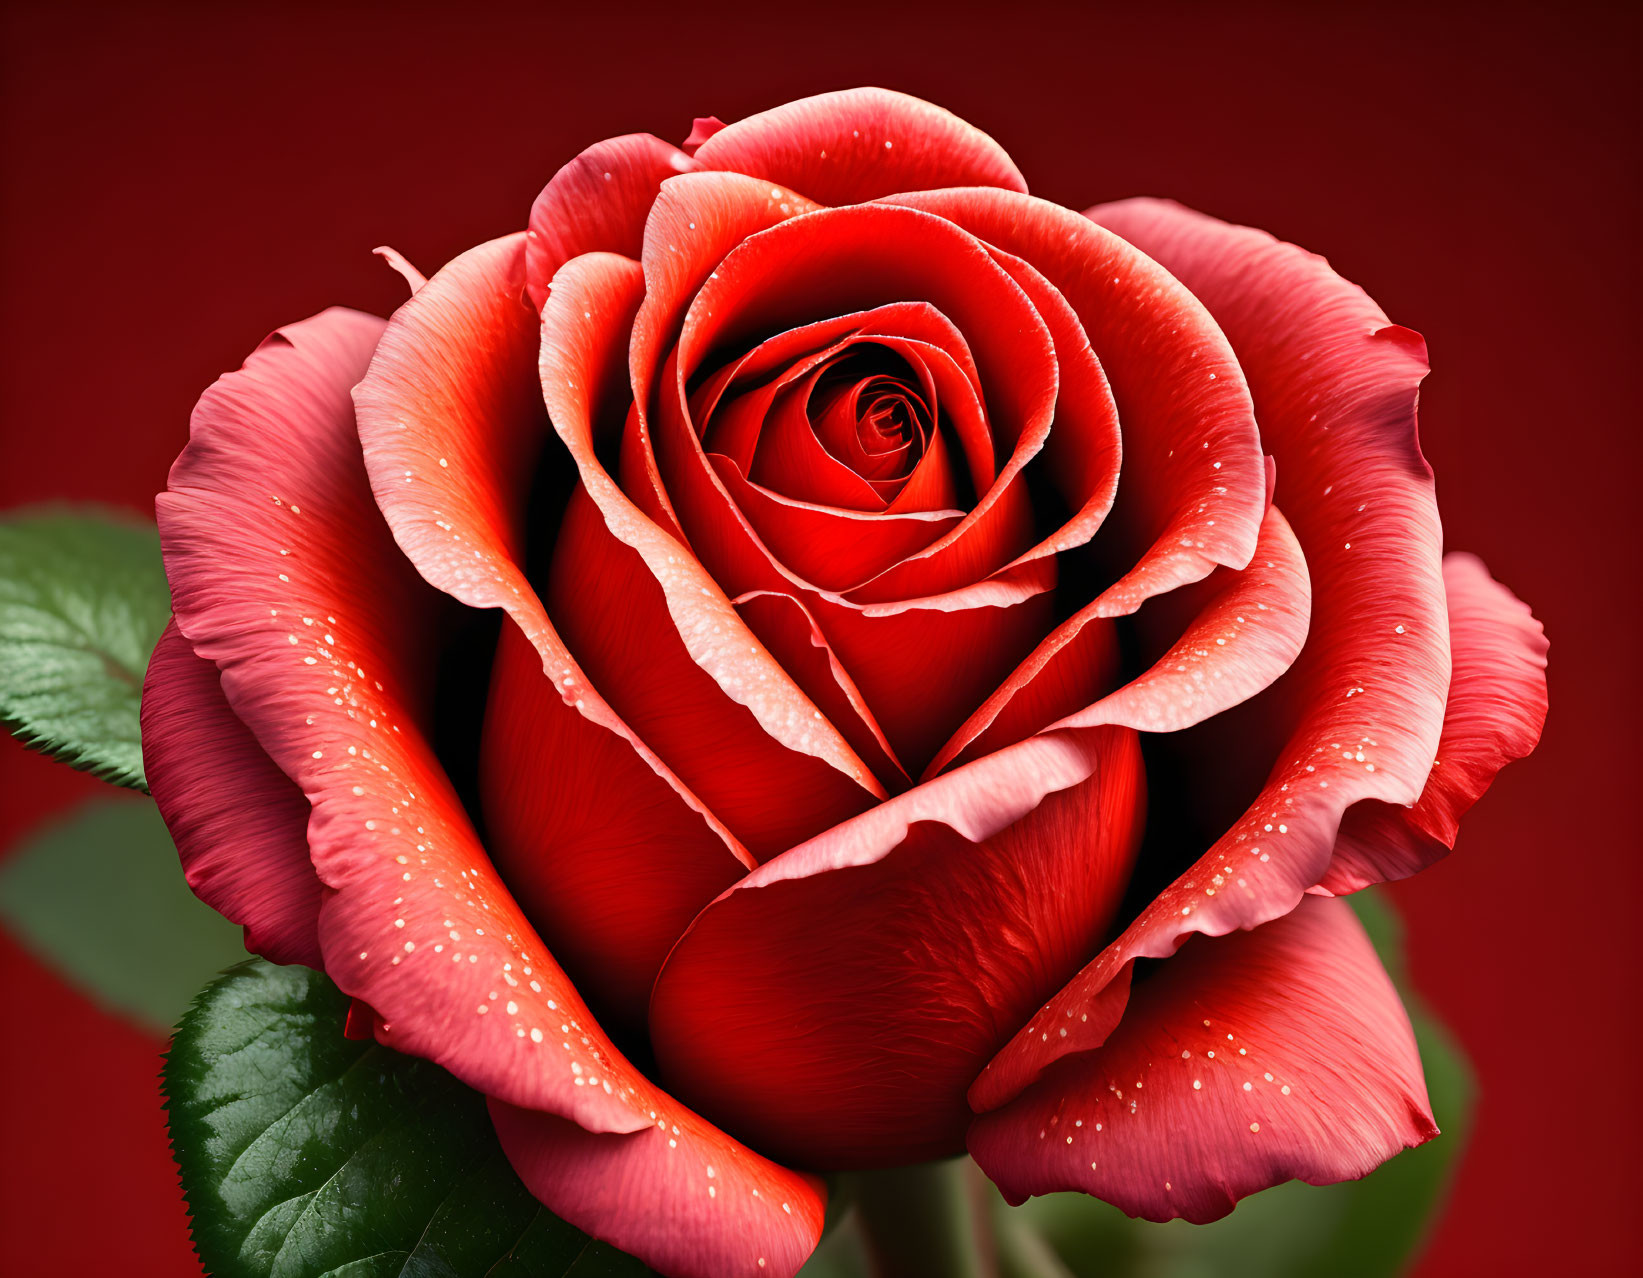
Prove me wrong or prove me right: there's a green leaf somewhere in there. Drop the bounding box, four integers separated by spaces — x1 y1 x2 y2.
994 888 1473 1278
164 959 653 1278
0 506 173 790
0 798 247 1032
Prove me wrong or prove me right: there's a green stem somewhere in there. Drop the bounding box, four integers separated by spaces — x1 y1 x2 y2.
848 1158 998 1278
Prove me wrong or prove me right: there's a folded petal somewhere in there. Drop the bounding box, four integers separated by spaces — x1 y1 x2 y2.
526 133 698 307
650 725 1143 1169
160 306 645 1130
141 620 322 967
929 504 1310 776
491 1098 824 1278
692 87 1027 205
968 896 1437 1222
887 189 1268 611
1324 552 1549 891
353 234 751 1027
731 589 908 790
973 201 1450 1111
539 251 886 858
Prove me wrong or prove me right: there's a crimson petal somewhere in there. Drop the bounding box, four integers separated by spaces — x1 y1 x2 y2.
526 133 699 308
491 1098 824 1278
142 620 322 967
971 199 1451 1113
353 235 751 1025
886 189 1267 610
1325 552 1548 890
692 87 1027 205
158 301 823 1278
968 896 1436 1222
929 504 1310 776
650 724 1143 1169
539 250 886 856
161 305 638 1123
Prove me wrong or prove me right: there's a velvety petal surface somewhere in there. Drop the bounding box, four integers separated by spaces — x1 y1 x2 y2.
887 189 1268 611
692 87 1027 205
526 132 699 307
353 234 750 1025
162 305 637 1122
1325 552 1549 891
968 896 1437 1222
141 620 322 967
634 181 1064 768
972 199 1451 1112
929 504 1311 776
538 249 886 859
650 725 1144 1169
160 301 823 1278
491 1099 824 1278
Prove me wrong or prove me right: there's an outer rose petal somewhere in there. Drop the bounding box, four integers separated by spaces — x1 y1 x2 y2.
160 306 638 1127
650 725 1143 1169
353 234 752 1023
141 620 322 967
1324 552 1549 890
160 301 825 1278
968 896 1437 1222
491 1100 824 1278
692 87 1027 205
973 199 1452 1111
525 132 699 307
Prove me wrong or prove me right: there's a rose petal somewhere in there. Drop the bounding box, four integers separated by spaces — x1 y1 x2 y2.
693 86 1027 205
968 895 1437 1222
491 1098 824 1278
649 724 1143 1169
631 183 1061 768
886 189 1267 610
674 201 1054 599
929 504 1310 776
481 622 748 1030
540 250 887 857
844 243 1122 606
1324 552 1548 891
166 310 829 1276
159 306 644 1125
971 199 1451 1112
730 589 908 789
353 235 752 1025
526 133 699 308
141 620 322 967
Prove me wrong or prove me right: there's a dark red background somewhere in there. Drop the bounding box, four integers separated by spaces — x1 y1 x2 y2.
2 2 1635 1274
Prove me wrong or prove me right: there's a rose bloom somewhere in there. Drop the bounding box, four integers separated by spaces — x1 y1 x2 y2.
141 89 1547 1278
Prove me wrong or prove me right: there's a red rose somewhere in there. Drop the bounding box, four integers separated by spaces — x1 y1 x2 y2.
141 88 1547 1277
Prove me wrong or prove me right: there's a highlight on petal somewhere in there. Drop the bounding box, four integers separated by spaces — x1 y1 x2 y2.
969 896 1437 1223
693 86 1027 205
492 1098 825 1278
973 200 1452 1112
160 306 646 1129
650 725 1144 1170
540 249 887 856
355 233 751 1026
372 244 427 295
887 189 1268 611
171 309 821 1278
141 620 322 967
526 132 699 307
929 503 1310 777
1324 552 1549 891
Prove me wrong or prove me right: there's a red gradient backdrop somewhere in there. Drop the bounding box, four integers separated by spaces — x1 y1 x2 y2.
1 3 1635 1274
